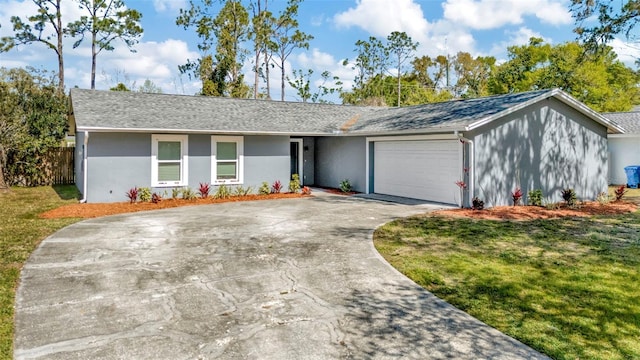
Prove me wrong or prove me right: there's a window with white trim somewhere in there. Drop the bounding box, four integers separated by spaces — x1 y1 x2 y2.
152 134 188 186
212 136 244 184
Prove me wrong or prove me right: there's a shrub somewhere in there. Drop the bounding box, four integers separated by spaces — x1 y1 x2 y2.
596 192 610 205
233 185 252 196
339 179 352 193
271 180 283 194
289 174 301 193
259 181 271 195
614 185 627 202
181 187 197 200
561 188 577 207
472 197 485 210
528 189 543 206
301 186 312 195
138 187 152 202
512 188 523 206
215 184 231 199
198 182 211 199
151 192 162 204
171 187 181 199
126 187 138 204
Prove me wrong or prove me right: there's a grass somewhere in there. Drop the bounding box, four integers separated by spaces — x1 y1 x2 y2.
374 211 640 360
0 185 81 359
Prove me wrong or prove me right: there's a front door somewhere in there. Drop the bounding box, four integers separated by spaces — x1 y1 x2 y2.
290 139 303 184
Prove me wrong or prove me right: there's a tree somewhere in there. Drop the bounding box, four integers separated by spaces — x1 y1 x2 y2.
176 0 250 98
272 0 313 101
110 82 130 91
452 52 495 98
386 31 418 106
571 0 640 52
0 67 68 188
341 36 389 105
0 0 67 93
287 69 342 103
488 37 640 111
138 79 163 93
68 0 143 89
213 0 250 97
248 0 275 98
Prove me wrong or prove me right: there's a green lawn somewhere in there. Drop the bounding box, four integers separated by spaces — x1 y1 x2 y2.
375 212 640 360
0 186 81 359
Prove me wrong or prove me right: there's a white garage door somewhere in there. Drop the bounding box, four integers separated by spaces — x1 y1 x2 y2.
374 140 461 204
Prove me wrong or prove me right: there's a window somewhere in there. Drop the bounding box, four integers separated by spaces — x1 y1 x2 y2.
152 134 188 186
212 136 243 184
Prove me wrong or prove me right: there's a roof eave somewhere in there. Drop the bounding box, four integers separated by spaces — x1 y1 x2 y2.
464 89 626 134
75 126 332 136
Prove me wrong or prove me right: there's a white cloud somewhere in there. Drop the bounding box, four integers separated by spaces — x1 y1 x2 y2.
489 27 548 57
442 0 571 30
67 38 200 94
296 48 336 69
333 0 430 43
153 0 187 13
609 38 640 67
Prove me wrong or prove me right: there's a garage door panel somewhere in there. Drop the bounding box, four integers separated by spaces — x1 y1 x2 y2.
374 140 460 204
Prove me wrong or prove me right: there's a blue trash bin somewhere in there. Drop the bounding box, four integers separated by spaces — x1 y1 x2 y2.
624 165 640 188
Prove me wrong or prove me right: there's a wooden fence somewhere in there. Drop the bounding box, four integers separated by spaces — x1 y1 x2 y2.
9 146 75 186
49 147 75 185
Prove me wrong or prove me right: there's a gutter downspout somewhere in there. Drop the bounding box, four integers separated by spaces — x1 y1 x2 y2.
456 132 474 207
79 131 89 203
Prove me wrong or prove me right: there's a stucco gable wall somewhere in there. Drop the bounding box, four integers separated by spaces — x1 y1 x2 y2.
468 98 608 207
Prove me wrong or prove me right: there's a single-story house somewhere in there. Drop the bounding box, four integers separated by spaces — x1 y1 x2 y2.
603 111 640 185
69 88 623 207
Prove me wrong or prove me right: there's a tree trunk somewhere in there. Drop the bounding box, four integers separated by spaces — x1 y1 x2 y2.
254 50 260 98
397 72 401 107
264 51 271 99
91 29 97 89
0 146 8 190
280 57 285 101
56 0 64 93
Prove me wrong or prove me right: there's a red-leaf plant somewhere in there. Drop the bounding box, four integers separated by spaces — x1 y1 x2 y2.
198 182 211 199
301 186 312 195
512 188 523 206
271 180 283 194
614 185 627 202
126 187 139 204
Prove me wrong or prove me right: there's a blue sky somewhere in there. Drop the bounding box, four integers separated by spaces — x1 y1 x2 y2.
1 0 638 101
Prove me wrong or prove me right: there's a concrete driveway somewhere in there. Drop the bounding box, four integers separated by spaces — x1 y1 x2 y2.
15 194 548 359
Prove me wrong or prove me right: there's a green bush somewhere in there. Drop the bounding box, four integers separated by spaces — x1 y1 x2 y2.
561 188 577 207
215 184 231 199
181 187 196 200
289 174 301 193
259 181 270 195
339 179 352 193
138 187 152 202
528 189 543 206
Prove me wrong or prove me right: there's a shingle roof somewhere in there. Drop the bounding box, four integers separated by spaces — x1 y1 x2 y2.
70 88 621 135
603 112 640 134
350 90 551 133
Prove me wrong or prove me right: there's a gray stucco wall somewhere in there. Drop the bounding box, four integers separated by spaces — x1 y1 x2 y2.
86 132 151 203
302 137 315 185
315 136 366 192
84 133 290 203
468 98 608 207
608 137 640 185
244 135 290 187
74 131 85 197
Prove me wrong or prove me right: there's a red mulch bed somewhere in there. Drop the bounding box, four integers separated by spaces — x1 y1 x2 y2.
432 201 638 220
40 193 308 219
